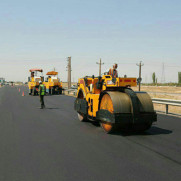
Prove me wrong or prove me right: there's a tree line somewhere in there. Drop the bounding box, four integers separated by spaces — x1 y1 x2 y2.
143 72 181 86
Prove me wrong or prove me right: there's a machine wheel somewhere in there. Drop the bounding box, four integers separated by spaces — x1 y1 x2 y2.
59 88 62 94
99 93 116 133
56 87 59 94
131 92 155 132
78 113 87 122
51 88 54 95
98 91 156 134
29 89 32 95
77 89 88 122
100 122 116 134
32 88 36 96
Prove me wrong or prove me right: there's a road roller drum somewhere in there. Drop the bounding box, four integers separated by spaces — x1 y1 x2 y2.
97 90 156 133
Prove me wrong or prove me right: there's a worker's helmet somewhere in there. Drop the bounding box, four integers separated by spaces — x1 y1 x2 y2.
39 81 42 84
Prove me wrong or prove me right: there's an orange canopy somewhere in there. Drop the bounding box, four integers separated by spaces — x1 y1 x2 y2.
29 69 43 72
46 71 58 75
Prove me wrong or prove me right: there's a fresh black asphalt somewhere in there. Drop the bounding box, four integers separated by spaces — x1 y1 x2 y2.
0 86 181 181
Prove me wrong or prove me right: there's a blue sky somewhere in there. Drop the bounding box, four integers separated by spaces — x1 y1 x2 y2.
0 0 181 82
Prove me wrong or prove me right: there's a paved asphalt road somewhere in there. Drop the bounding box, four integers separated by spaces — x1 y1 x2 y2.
0 86 181 181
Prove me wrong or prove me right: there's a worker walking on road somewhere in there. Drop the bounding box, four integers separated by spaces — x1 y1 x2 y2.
39 81 45 109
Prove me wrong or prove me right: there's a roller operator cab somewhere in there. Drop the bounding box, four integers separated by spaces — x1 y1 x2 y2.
74 75 157 134
28 69 44 96
43 71 62 95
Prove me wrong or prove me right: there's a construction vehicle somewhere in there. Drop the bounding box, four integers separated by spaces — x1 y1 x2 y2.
28 69 44 95
74 74 157 134
44 71 62 95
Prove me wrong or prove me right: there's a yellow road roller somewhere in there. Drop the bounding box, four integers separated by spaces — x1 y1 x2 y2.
28 69 44 96
44 71 63 95
74 75 157 133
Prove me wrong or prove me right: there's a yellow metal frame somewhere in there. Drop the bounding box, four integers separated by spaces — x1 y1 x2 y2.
28 77 44 90
43 76 62 90
77 75 137 117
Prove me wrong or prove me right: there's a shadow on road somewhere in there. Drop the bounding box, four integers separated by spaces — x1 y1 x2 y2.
45 108 62 110
146 126 173 135
74 119 173 136
111 126 173 136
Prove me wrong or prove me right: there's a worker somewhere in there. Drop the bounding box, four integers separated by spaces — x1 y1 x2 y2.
39 81 45 109
108 64 118 78
31 72 35 77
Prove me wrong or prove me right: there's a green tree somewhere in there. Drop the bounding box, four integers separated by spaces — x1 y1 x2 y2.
178 72 181 84
152 72 156 84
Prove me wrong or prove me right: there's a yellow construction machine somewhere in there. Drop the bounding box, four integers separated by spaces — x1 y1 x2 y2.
74 74 157 133
44 71 62 95
28 69 44 95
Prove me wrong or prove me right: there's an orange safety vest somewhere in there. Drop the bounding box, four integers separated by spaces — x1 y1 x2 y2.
109 68 113 76
109 68 118 78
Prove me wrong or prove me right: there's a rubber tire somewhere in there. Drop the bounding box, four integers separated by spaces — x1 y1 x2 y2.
100 122 116 134
29 89 32 95
55 88 58 95
78 113 87 122
59 88 62 94
51 88 54 95
99 93 117 134
32 88 36 96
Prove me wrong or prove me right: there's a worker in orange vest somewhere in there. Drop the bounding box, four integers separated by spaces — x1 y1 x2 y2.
108 64 118 78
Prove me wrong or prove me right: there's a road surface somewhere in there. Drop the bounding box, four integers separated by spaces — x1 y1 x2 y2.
0 86 180 181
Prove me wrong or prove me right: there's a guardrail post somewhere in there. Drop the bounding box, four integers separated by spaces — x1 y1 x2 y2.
152 99 181 116
166 104 168 114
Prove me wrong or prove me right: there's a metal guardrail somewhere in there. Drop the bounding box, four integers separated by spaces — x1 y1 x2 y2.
63 89 77 96
64 89 181 115
152 98 181 115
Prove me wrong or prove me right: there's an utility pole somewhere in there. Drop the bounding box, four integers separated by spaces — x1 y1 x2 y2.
161 62 165 83
96 58 104 76
67 57 72 89
136 61 144 91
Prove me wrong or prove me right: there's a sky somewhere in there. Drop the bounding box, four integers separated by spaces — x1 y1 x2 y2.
0 0 181 83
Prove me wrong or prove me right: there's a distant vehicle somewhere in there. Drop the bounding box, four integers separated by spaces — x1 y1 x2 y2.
43 71 63 95
0 78 5 85
28 69 44 96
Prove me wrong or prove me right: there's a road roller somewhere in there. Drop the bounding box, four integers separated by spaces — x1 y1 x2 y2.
28 69 44 96
44 71 63 95
74 75 157 133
